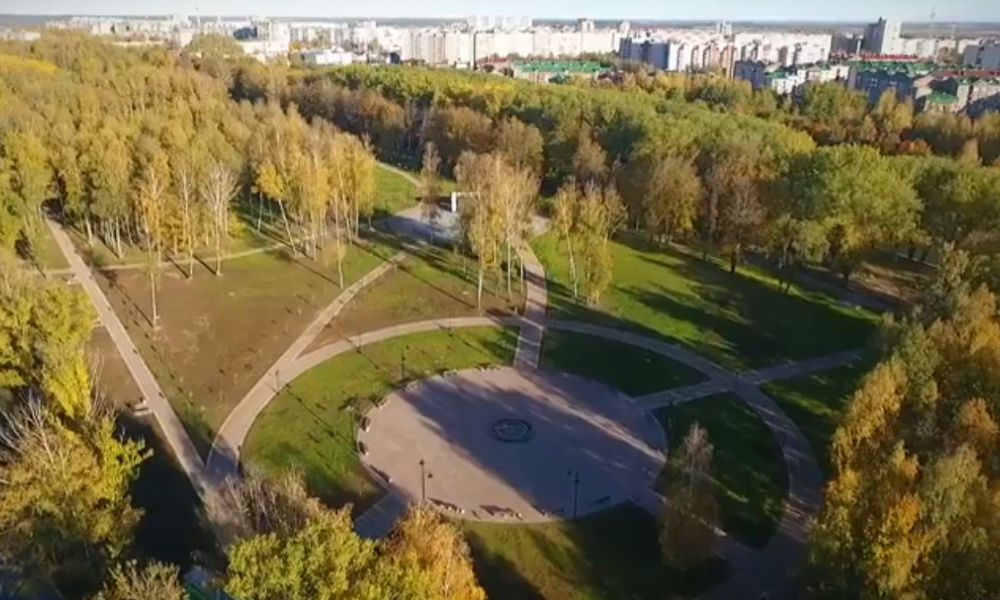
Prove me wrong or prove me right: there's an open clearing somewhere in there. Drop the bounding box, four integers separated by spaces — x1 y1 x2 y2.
361 366 664 522
306 244 523 351
533 233 877 371
98 239 395 456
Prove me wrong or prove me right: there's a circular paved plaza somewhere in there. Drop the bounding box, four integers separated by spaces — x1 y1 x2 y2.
358 367 666 523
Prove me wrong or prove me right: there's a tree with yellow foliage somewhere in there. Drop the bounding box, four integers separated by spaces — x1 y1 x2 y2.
384 505 486 600
807 248 1000 599
0 399 147 597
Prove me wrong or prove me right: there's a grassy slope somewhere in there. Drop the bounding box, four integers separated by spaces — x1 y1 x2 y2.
534 233 877 371
374 166 419 216
655 393 788 548
244 327 518 514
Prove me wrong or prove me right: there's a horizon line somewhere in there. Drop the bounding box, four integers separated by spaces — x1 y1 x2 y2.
2 12 998 24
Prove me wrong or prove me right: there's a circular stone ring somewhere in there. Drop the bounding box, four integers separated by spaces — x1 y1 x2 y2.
491 418 535 443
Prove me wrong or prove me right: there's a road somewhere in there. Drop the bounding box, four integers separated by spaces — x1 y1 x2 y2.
513 246 547 369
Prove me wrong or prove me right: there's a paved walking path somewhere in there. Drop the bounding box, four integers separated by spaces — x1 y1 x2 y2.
207 315 525 481
206 250 407 482
354 492 410 540
702 384 824 600
45 218 219 509
513 246 547 369
634 349 862 410
740 350 862 385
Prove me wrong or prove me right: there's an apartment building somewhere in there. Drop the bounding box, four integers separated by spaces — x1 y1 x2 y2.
964 41 1000 70
736 61 851 94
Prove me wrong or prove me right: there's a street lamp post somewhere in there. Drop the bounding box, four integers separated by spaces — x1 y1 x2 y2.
567 470 580 518
401 345 407 381
419 458 427 503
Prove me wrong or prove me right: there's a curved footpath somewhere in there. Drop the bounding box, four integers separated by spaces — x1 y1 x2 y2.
50 159 852 599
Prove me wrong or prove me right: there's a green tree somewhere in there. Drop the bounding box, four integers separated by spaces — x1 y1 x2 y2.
640 156 701 244
455 152 504 309
576 183 624 305
0 402 147 597
225 507 378 600
788 145 920 284
92 561 185 600
0 261 95 418
419 142 443 241
660 423 719 569
133 138 172 328
494 117 544 176
384 505 486 600
551 181 581 299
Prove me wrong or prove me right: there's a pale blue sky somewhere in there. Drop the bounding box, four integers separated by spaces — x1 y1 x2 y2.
1 0 996 21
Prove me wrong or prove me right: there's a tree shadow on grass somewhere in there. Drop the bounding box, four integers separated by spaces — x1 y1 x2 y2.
470 504 729 600
552 236 878 369
654 395 788 549
253 439 383 518
119 414 221 571
464 531 547 600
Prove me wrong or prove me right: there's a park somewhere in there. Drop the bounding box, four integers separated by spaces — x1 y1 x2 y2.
48 161 875 600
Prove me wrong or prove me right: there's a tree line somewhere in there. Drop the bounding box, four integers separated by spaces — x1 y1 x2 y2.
0 34 381 327
805 249 1000 599
608 67 1000 166
226 63 1000 288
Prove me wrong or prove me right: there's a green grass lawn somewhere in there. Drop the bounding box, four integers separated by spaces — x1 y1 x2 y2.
244 327 518 514
374 166 419 216
533 233 877 371
539 329 707 397
464 503 730 600
655 393 788 549
308 244 523 351
762 362 869 476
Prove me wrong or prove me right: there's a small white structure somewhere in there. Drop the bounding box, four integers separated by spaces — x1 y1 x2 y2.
300 48 356 66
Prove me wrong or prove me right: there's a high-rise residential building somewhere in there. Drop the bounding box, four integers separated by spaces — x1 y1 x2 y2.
964 41 1000 69
863 18 902 55
578 19 595 33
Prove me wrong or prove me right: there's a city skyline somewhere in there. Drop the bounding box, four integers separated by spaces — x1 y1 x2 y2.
6 0 999 22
